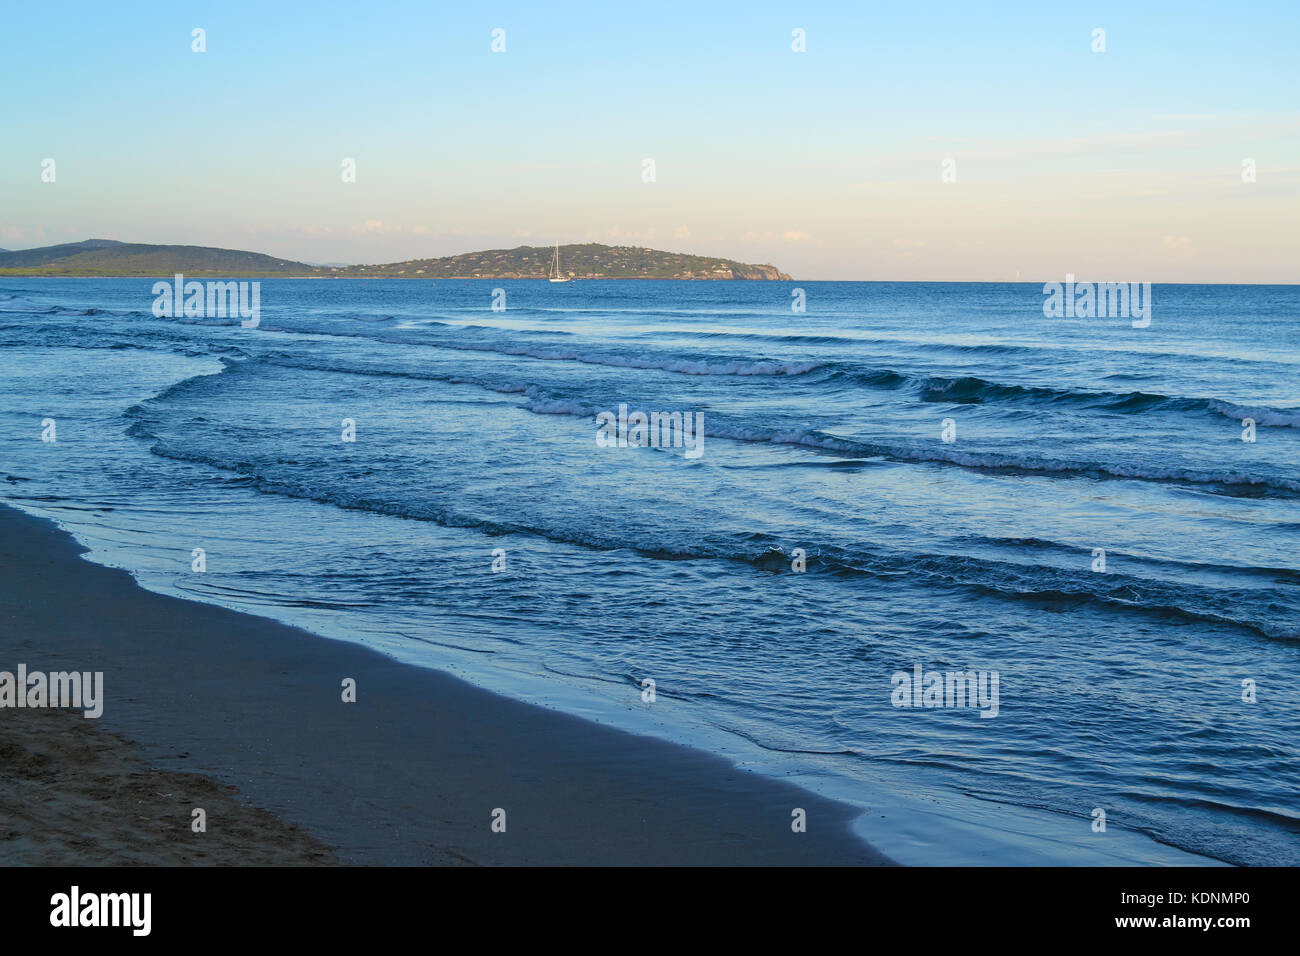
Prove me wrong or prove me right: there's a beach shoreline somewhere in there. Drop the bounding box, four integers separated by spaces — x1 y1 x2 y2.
0 503 889 866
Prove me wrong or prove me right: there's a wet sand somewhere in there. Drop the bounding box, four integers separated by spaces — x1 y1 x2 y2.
0 505 890 865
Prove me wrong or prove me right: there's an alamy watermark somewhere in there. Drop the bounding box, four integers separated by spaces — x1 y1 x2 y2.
152 273 260 327
890 663 999 718
596 404 704 459
1043 274 1150 327
50 886 150 936
0 664 103 718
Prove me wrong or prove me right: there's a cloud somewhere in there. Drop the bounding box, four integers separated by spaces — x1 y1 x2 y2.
351 219 399 235
783 231 812 243
674 225 692 239
1162 234 1193 251
893 238 925 248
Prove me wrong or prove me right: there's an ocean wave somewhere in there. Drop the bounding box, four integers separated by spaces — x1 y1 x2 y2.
117 377 1300 647
752 544 1299 642
0 302 56 313
949 533 1300 585
692 422 1300 497
190 314 831 378
824 367 1300 428
137 306 1300 426
426 338 826 376
1210 400 1300 429
132 355 1300 499
674 328 1043 354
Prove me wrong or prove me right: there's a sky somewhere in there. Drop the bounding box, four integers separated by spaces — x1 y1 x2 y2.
2 0 1298 281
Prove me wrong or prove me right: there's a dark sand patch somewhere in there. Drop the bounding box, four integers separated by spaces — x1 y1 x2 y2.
0 706 334 865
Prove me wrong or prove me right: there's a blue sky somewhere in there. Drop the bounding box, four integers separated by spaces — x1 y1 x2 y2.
2 0 1297 279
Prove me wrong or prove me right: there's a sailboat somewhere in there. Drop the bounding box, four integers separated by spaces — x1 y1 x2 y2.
548 242 568 283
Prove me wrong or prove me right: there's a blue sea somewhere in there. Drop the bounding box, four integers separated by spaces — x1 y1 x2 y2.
1 277 1297 865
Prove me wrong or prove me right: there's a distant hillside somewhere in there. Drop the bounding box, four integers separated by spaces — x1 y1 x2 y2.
0 240 306 277
0 240 790 280
336 244 791 280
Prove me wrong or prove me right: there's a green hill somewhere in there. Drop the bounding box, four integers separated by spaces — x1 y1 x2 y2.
0 240 306 277
0 240 790 280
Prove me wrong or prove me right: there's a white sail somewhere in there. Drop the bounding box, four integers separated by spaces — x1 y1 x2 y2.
549 242 566 282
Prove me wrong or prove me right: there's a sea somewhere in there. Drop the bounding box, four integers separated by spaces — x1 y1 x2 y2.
1 277 1296 865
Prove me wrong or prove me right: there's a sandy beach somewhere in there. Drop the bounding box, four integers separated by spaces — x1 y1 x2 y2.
0 504 889 866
